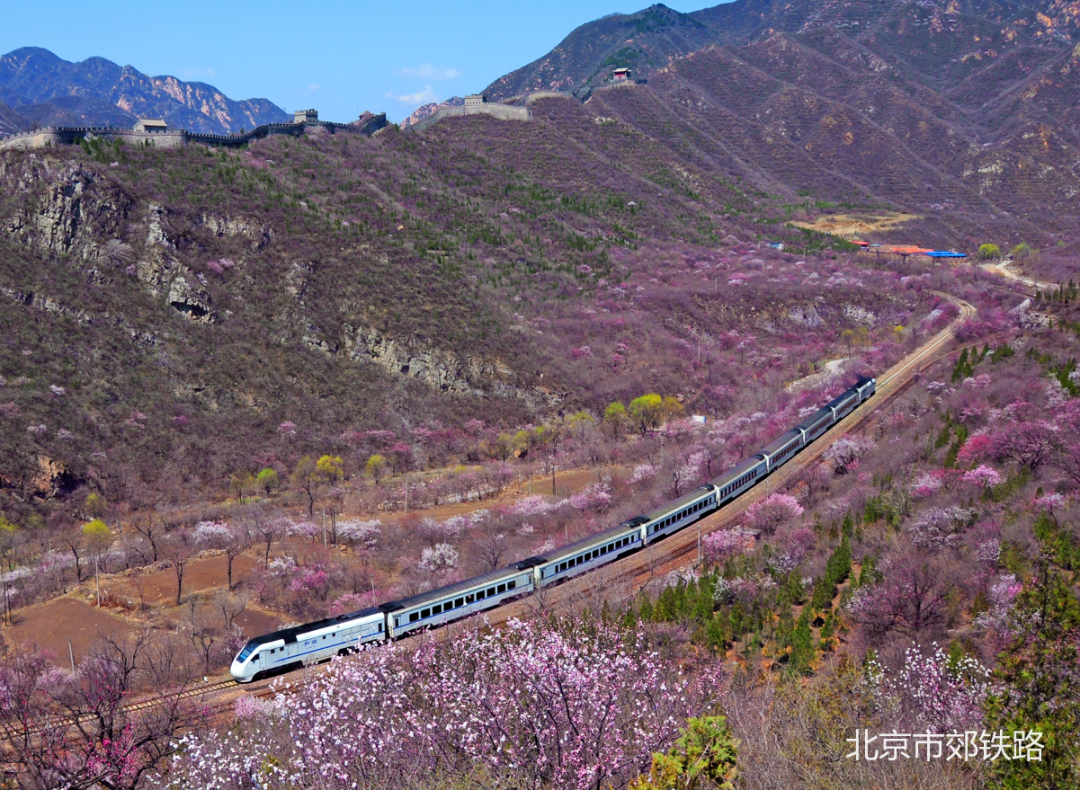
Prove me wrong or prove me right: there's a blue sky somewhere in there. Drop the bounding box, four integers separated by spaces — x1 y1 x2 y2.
1 1 719 122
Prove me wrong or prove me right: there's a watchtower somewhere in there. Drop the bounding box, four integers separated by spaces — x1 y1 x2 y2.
133 118 168 133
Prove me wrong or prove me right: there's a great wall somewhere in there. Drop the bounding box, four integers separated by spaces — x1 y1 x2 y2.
0 108 388 152
0 69 641 151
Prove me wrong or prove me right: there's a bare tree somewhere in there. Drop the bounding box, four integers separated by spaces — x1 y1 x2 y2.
64 529 84 582
0 632 204 789
476 527 509 572
164 530 195 607
292 456 320 517
184 598 230 675
131 511 163 563
253 512 283 569
213 589 249 632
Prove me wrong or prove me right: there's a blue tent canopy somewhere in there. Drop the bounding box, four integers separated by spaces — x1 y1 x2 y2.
926 251 968 258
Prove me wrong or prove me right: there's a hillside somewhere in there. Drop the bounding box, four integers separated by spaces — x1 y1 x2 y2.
0 47 289 134
482 0 1080 249
0 102 940 512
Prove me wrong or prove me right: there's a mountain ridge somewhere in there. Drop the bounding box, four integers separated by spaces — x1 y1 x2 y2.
0 46 289 134
470 0 1080 244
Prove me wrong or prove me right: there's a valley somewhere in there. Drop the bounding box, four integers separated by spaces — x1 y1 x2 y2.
1 2 1079 789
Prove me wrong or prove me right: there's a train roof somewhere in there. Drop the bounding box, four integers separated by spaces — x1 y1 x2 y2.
243 606 383 647
542 522 643 563
643 486 714 521
380 565 528 613
757 429 803 458
710 456 764 489
853 375 875 387
795 406 833 432
824 388 858 411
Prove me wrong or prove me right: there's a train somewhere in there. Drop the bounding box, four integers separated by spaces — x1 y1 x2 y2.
231 375 876 682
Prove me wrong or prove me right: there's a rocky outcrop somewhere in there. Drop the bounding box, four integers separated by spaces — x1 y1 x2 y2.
345 324 560 408
135 203 215 321
199 212 273 250
12 162 132 261
167 273 215 322
0 455 81 499
787 304 824 328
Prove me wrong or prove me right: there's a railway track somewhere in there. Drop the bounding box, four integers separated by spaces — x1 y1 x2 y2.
128 291 979 716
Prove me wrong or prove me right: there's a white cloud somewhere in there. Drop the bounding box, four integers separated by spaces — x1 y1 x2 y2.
298 83 321 95
386 85 439 105
397 64 462 80
179 67 216 81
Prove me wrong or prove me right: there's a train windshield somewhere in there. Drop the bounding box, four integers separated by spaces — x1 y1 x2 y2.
238 644 257 661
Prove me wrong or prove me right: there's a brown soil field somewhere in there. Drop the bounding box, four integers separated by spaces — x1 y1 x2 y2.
234 606 285 639
790 212 919 237
110 554 259 608
3 598 136 665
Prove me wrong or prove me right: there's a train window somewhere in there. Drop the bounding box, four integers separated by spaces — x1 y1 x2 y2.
409 613 418 623
455 598 464 607
476 589 485 600
466 594 474 604
497 584 506 594
421 609 431 619
508 581 516 590
487 587 496 597
433 605 442 615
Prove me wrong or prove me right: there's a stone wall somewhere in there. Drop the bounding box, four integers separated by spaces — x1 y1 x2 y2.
0 112 388 152
409 102 532 133
524 91 573 104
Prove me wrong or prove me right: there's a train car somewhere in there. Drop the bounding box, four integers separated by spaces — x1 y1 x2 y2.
825 387 860 422
795 405 835 444
756 428 805 474
853 375 876 401
710 456 769 507
532 522 643 587
640 485 717 545
231 607 385 682
381 565 535 639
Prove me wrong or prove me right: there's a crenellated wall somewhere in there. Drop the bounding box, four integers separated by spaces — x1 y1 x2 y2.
0 113 388 152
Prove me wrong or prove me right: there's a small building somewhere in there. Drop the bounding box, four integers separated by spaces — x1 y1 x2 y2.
464 94 487 109
612 68 631 82
294 109 318 124
133 118 167 133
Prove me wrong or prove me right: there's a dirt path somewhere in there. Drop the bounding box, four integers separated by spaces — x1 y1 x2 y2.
785 357 849 392
981 260 1056 292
